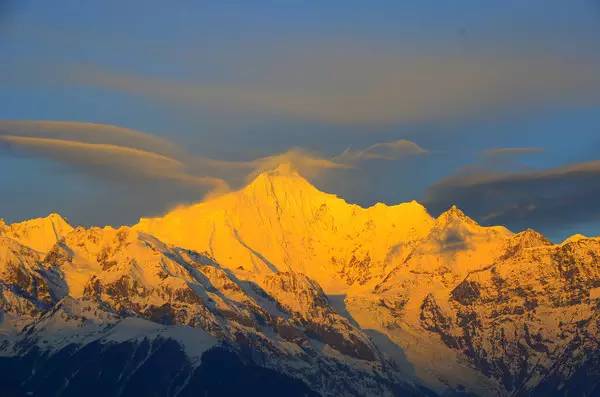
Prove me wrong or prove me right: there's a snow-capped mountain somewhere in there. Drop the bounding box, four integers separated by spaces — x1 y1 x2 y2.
1 166 599 396
0 213 73 253
135 164 434 293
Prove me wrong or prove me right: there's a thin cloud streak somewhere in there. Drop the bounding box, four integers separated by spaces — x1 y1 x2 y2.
0 135 229 193
0 120 178 155
483 147 544 158
0 120 424 203
66 51 600 124
335 139 427 163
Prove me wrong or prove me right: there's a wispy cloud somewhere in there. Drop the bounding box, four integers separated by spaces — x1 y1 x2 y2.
0 119 423 201
335 139 427 163
0 135 229 193
424 160 600 233
0 121 229 197
483 147 544 158
248 149 349 179
65 50 600 124
0 120 178 155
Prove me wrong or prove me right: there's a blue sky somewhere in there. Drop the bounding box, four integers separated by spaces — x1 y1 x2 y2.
1 1 600 240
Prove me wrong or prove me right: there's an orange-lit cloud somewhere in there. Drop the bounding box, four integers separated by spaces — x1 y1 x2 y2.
189 142 424 182
1 120 423 200
247 149 350 180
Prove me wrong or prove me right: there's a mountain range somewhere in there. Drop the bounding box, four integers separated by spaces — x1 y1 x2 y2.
1 164 598 396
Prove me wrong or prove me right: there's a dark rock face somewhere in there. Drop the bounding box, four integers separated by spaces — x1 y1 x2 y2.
181 347 320 397
261 272 378 361
451 281 481 306
0 240 65 317
0 341 320 397
420 294 459 349
0 231 396 397
337 254 372 286
522 351 600 397
414 238 600 396
2 224 600 397
304 322 376 361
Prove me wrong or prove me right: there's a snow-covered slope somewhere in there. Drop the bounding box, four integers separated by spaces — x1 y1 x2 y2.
0 237 65 329
347 221 600 396
0 213 73 253
1 167 599 396
0 224 424 396
135 163 434 293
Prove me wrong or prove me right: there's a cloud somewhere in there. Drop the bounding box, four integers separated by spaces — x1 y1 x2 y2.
180 148 350 187
0 121 231 196
65 50 600 124
0 135 229 193
248 148 350 180
0 120 177 155
482 147 544 158
1 120 423 204
217 139 425 181
335 139 427 163
424 160 600 234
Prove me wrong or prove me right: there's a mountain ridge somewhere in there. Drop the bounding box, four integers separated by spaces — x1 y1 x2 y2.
134 168 465 293
1 167 599 396
0 212 73 253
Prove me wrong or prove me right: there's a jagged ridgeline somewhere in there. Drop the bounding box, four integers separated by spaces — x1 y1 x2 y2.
1 165 599 397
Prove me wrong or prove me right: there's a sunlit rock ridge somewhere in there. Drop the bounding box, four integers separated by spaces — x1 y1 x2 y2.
1 164 599 397
136 163 434 293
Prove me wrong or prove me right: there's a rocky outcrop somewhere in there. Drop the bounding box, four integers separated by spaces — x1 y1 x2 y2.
1 172 600 397
0 227 415 397
361 228 600 396
0 237 65 319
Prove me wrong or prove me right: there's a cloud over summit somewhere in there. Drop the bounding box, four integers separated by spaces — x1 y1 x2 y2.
0 119 427 218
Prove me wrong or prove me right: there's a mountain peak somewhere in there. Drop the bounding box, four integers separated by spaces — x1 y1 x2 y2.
250 162 306 183
12 212 71 228
445 204 464 216
507 228 552 250
243 163 319 198
561 233 594 245
1 212 74 253
267 162 299 176
435 205 477 226
515 228 551 242
45 213 71 226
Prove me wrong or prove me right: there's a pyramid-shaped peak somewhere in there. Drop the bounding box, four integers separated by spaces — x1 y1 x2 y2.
244 162 319 195
10 212 71 228
561 233 591 245
2 212 74 253
46 212 71 226
447 204 463 214
436 205 477 226
511 228 552 247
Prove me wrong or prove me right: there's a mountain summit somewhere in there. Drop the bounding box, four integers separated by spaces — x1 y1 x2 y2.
135 167 434 292
0 213 73 253
1 167 599 397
